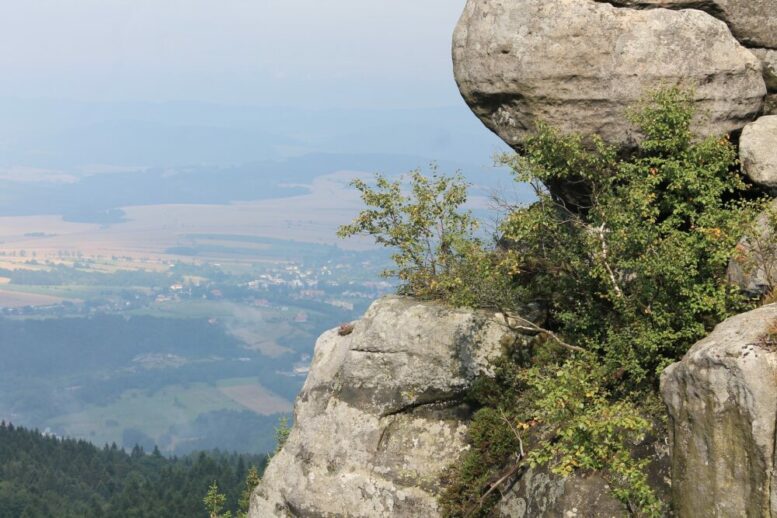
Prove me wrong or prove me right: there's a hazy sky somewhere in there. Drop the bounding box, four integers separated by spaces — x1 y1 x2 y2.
0 1 468 108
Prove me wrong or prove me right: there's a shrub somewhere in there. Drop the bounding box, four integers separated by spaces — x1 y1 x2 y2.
337 167 480 300
340 87 761 516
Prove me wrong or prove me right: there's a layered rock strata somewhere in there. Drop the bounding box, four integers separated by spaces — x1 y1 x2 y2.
598 0 777 49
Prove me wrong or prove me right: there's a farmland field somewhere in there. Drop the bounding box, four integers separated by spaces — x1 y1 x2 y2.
0 172 375 273
0 288 66 307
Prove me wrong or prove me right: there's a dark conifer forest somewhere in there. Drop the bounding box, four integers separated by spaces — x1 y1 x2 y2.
0 422 265 518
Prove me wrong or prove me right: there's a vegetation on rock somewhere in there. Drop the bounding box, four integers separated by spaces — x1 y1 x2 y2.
341 88 769 516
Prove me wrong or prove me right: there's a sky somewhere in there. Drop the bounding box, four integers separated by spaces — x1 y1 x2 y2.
0 0 468 108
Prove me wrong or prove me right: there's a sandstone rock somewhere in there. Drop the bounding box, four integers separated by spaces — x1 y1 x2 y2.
598 0 777 49
498 469 629 517
497 432 670 517
249 296 522 517
249 296 667 517
453 0 766 150
740 116 777 190
752 49 777 93
661 304 777 517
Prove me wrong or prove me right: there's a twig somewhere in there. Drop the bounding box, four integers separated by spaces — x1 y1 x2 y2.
593 223 624 299
464 462 524 518
499 409 526 458
498 311 586 354
462 409 529 517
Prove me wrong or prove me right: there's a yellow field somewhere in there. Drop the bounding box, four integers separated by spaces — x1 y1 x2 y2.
0 171 375 271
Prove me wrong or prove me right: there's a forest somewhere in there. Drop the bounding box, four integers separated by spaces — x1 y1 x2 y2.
0 422 265 518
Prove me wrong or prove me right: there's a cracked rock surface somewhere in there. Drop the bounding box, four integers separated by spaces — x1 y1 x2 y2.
249 296 519 517
453 0 766 151
249 296 669 517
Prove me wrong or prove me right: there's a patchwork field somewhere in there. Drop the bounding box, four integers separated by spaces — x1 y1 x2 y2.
218 379 292 415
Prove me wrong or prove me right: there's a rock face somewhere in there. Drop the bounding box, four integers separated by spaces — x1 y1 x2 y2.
249 296 667 517
740 116 777 190
453 0 767 150
599 0 777 49
661 304 777 517
752 49 777 92
249 296 516 517
499 468 647 517
751 50 777 115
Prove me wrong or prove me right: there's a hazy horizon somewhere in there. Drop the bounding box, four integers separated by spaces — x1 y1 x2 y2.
0 0 528 466
0 1 468 109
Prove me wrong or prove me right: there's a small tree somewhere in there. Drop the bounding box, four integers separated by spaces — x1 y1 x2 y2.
344 87 760 517
273 416 291 456
338 167 478 300
237 467 261 518
203 482 231 518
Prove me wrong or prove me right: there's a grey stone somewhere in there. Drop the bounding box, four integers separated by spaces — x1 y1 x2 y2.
248 296 667 517
598 0 777 49
740 116 777 190
453 0 766 151
498 430 670 517
499 469 625 517
249 296 521 518
752 48 777 93
661 304 777 517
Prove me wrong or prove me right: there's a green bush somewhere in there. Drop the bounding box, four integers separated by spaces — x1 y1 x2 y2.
500 87 757 389
340 87 764 517
337 166 480 300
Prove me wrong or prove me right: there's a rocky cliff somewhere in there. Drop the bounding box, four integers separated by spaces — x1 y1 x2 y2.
250 297 518 517
249 297 668 517
250 1 777 516
662 305 777 516
453 0 773 151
